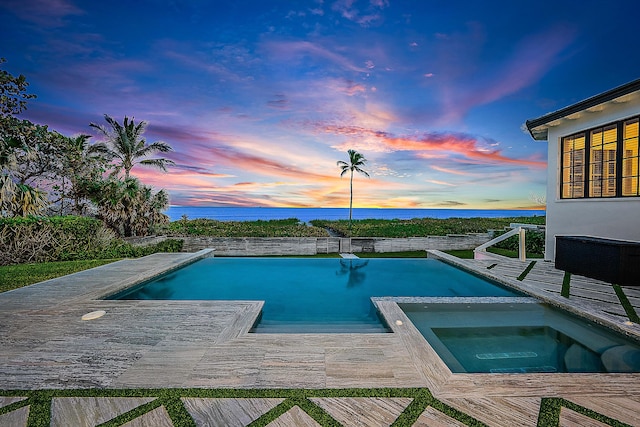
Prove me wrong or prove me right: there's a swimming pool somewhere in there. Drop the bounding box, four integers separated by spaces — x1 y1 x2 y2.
108 258 520 333
401 301 640 373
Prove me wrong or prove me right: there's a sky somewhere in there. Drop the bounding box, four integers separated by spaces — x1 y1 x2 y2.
2 0 639 210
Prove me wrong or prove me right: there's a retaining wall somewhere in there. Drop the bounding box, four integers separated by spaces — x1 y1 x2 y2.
172 233 490 255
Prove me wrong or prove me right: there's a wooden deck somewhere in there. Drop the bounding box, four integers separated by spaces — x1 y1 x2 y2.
1 250 639 426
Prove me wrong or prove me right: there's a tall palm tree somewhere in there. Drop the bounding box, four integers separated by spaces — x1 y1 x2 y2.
337 149 369 228
90 114 175 179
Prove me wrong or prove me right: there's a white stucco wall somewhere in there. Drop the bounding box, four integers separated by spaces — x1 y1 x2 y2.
544 96 640 260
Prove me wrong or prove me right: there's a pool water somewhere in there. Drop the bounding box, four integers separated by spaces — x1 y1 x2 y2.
109 258 519 333
401 302 640 373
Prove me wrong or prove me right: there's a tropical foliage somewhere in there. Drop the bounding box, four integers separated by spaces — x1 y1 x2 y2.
0 216 115 265
56 134 109 215
83 176 170 237
310 216 546 237
337 149 369 227
0 175 48 217
162 218 328 237
0 116 56 216
0 215 183 266
0 59 173 244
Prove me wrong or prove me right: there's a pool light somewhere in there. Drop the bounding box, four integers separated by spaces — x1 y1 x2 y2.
81 310 106 321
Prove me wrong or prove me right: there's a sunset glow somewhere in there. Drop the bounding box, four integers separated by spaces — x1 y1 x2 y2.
2 0 638 209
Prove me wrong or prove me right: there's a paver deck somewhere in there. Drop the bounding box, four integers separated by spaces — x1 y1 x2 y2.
1 249 640 425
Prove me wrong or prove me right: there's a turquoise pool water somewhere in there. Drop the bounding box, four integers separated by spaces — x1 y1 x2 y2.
401 302 640 373
109 258 519 332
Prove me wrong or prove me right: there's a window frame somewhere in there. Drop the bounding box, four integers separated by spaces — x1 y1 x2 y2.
560 115 640 199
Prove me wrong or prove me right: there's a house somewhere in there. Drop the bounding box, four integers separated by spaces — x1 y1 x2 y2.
526 78 640 261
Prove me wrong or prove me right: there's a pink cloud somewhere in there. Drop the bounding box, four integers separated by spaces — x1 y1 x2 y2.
430 165 480 176
384 133 547 168
309 121 546 168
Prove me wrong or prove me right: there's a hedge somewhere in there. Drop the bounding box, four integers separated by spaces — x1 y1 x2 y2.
0 216 183 265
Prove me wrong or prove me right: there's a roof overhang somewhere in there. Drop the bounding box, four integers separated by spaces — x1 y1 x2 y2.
525 78 640 141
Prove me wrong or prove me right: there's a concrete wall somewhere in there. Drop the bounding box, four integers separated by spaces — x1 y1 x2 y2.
177 234 491 256
544 95 640 260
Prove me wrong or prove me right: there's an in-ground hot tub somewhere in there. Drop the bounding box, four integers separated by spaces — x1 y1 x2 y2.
400 300 640 374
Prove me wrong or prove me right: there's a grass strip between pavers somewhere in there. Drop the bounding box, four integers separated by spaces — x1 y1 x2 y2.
537 398 561 427
612 284 640 323
0 387 629 427
560 398 633 427
537 397 633 427
517 260 537 281
97 399 163 427
561 272 571 298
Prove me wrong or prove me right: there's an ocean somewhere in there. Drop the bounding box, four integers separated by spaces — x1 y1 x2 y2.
165 207 545 223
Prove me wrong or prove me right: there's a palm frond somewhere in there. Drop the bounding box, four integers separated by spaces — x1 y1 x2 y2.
337 150 369 178
353 166 370 177
139 158 176 171
137 141 173 157
90 114 174 178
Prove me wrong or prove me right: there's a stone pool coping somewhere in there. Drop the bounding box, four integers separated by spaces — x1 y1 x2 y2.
1 250 639 403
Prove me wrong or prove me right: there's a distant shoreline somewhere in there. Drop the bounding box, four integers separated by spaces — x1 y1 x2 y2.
166 206 545 222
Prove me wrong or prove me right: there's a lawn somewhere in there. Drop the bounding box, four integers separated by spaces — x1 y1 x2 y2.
0 259 119 293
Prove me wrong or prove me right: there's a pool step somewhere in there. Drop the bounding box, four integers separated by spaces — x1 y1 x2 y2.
252 321 389 334
490 366 557 373
476 351 538 360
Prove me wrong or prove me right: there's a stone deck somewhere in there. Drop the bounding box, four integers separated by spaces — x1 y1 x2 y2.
1 249 639 425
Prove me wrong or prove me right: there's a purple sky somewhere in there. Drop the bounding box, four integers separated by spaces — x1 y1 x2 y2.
2 0 639 209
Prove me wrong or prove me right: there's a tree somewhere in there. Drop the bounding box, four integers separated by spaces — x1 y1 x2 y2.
84 176 169 237
57 134 109 215
337 149 369 229
0 57 36 117
0 59 48 217
0 175 48 217
89 114 175 179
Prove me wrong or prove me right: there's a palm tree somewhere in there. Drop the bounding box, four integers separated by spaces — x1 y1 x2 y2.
337 149 369 228
85 176 170 237
0 175 48 217
90 114 175 179
61 134 110 215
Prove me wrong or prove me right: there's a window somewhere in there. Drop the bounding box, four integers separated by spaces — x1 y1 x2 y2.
561 115 640 199
589 125 617 197
561 133 585 198
623 118 639 196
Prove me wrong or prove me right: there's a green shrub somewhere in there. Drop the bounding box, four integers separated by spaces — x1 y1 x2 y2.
0 216 115 265
160 218 328 237
310 216 545 238
493 229 545 255
0 216 184 265
84 239 183 260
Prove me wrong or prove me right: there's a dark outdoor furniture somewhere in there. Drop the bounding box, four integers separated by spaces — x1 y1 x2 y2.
555 235 640 285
